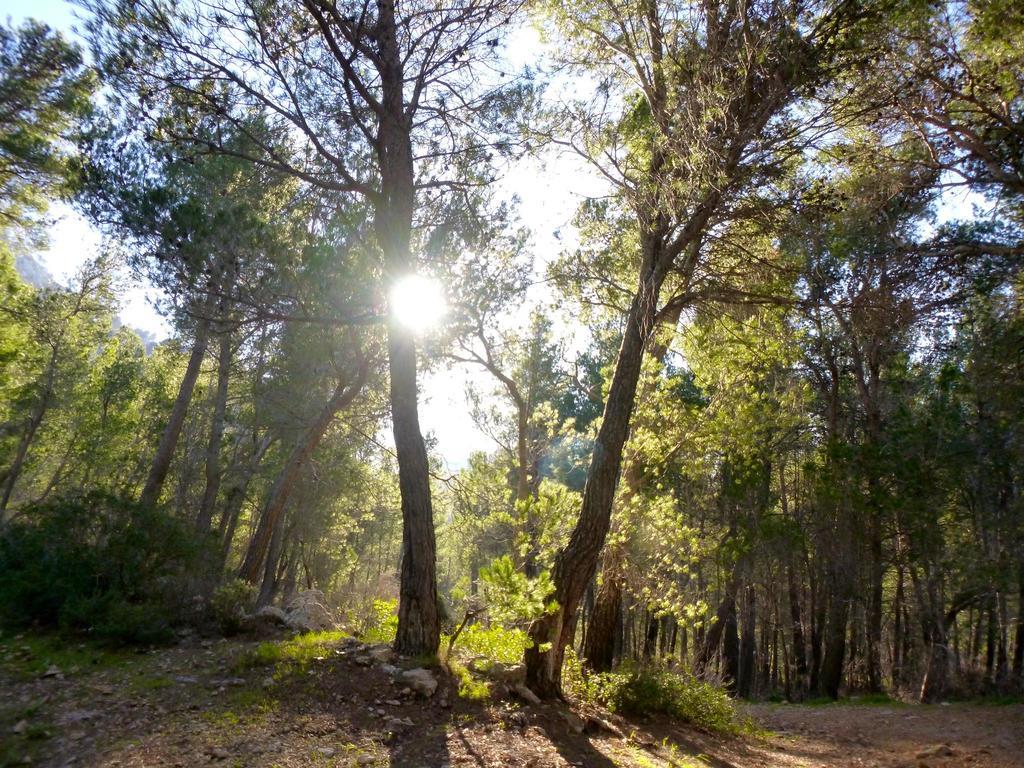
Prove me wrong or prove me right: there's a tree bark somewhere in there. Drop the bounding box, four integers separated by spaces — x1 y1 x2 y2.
582 549 623 672
140 319 210 508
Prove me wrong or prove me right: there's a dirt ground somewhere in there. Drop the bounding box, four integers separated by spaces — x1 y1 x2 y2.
2 633 1022 768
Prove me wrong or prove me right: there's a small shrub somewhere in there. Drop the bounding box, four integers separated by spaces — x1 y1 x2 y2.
446 622 531 666
361 598 398 644
589 663 740 735
0 492 203 645
211 579 257 635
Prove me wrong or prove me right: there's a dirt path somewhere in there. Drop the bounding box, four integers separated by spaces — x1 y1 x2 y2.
2 633 1022 768
738 701 1024 768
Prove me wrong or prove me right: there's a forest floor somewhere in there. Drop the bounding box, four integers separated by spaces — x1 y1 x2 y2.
2 631 1022 768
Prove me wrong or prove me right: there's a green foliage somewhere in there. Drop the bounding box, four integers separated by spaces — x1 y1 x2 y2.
360 599 398 644
211 579 257 636
0 20 95 224
446 623 532 666
589 664 740 735
478 555 557 626
0 492 203 645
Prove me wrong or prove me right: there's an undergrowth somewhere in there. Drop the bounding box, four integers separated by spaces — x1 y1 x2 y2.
569 658 744 736
233 629 348 673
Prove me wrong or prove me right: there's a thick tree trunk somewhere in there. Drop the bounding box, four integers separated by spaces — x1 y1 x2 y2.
580 302 683 673
819 586 850 699
140 320 210 507
196 329 232 532
238 371 365 583
643 611 659 660
582 551 622 672
525 259 666 697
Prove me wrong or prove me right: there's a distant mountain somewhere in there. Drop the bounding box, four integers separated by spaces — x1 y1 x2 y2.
14 252 57 289
14 252 161 354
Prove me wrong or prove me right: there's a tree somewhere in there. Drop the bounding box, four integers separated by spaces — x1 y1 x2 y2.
85 0 530 654
0 20 94 227
524 0 873 697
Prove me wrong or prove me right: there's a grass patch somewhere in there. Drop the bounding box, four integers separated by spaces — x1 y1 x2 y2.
0 632 131 680
449 660 491 701
233 630 348 673
130 674 173 692
0 700 54 768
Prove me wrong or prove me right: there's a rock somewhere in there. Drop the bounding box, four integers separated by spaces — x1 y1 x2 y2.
357 754 375 765
384 699 402 706
354 655 372 666
12 719 28 734
469 658 526 684
207 746 230 760
314 746 336 758
560 710 585 734
585 715 624 738
261 676 276 689
284 589 335 633
174 675 199 684
512 683 541 705
399 668 438 698
380 664 399 677
367 644 395 663
41 665 62 678
916 745 957 759
245 605 289 632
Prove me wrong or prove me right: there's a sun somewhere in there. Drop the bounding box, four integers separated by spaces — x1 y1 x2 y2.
389 273 447 332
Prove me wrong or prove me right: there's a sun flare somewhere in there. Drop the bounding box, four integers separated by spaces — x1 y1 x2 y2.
389 274 447 332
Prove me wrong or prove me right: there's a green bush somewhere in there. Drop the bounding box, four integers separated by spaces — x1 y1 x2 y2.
361 598 398 644
0 492 203 645
211 579 257 635
590 663 740 735
445 622 531 665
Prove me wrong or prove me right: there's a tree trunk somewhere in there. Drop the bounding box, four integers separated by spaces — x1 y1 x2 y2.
218 433 274 567
372 0 440 658
196 328 232 532
788 565 808 692
238 370 365 583
582 552 622 672
140 320 210 507
0 343 61 515
819 586 850 699
525 257 666 697
738 585 756 698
